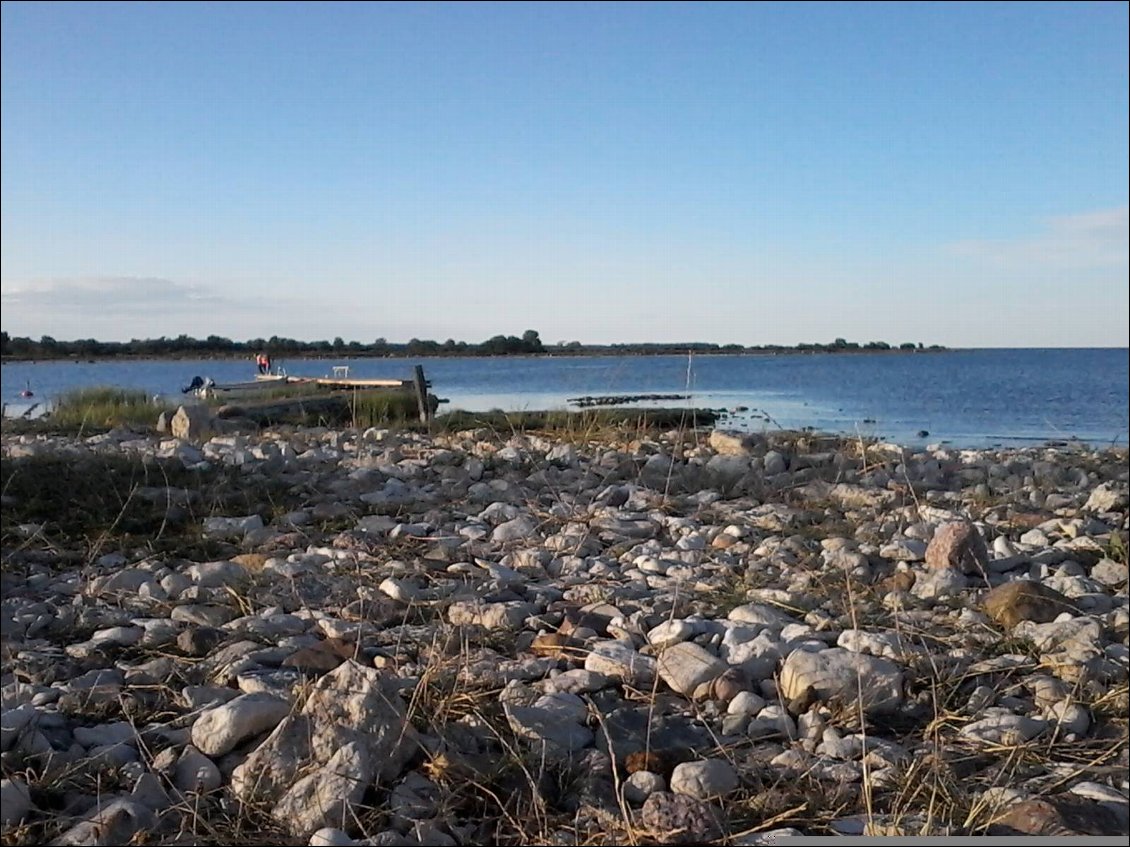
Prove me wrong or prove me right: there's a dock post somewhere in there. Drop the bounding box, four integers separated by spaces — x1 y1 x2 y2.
413 365 431 424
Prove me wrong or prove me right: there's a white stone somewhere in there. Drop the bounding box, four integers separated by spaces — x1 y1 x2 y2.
505 704 593 753
231 662 412 816
185 560 251 588
669 759 739 798
490 516 539 543
960 712 1047 745
272 741 373 837
779 647 904 715
171 405 213 441
447 600 536 630
910 567 968 600
657 642 727 696
584 640 657 687
726 691 766 718
174 745 222 794
1084 481 1128 513
191 692 292 756
747 704 796 740
1044 699 1090 737
309 829 359 846
837 629 922 661
718 628 783 680
646 620 697 649
624 770 666 804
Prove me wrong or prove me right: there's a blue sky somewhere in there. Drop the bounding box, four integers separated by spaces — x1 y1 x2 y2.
2 1 1127 347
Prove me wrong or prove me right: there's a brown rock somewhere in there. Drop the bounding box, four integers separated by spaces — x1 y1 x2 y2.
177 627 227 657
530 633 582 661
625 750 674 775
881 570 916 593
988 796 1127 836
231 553 268 571
926 521 990 575
708 430 758 456
639 792 723 844
982 581 1078 629
711 534 738 550
282 639 354 672
705 667 748 702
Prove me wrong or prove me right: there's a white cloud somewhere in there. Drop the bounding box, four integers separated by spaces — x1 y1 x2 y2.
1 276 228 313
0 276 276 340
948 206 1129 270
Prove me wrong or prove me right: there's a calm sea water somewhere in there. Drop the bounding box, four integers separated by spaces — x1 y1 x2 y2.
2 349 1127 448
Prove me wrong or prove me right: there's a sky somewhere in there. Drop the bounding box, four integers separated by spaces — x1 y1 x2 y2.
2 1 1127 348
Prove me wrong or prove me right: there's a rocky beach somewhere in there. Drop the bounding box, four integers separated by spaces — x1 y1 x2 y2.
1 416 1128 845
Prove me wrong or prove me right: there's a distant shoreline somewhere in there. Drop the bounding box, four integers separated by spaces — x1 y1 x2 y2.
2 346 951 363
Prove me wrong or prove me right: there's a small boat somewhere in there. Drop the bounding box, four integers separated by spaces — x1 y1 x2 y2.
255 365 412 390
19 381 34 398
183 374 288 398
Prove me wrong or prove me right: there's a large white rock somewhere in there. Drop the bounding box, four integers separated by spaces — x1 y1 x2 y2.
54 798 156 846
669 759 739 799
191 692 292 757
272 742 372 837
174 745 222 794
837 629 923 661
747 704 797 740
778 648 904 715
1044 699 1091 737
584 640 657 687
491 516 539 543
960 712 1047 745
657 642 727 696
719 628 783 680
171 405 213 441
231 662 413 838
185 560 251 588
1084 481 1128 513
504 704 593 753
447 600 536 630
910 567 968 600
726 604 797 631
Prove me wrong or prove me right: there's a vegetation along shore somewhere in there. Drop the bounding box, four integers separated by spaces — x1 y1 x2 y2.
1 329 946 362
1 402 1126 844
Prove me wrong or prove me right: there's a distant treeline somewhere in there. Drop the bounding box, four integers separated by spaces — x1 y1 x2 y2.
1 329 945 360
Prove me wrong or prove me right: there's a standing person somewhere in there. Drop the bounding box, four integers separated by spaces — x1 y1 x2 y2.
256 352 267 374
263 352 272 374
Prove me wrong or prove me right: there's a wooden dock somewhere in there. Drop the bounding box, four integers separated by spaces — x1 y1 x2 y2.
225 364 436 422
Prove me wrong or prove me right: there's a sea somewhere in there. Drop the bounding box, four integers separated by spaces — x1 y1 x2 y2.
2 348 1127 450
